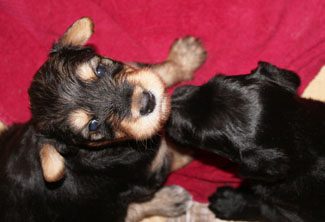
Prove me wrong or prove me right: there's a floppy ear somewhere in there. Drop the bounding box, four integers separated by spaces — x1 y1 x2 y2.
39 143 65 183
57 17 94 47
256 61 301 93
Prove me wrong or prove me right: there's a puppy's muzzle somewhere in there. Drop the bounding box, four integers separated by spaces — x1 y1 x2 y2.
118 69 170 140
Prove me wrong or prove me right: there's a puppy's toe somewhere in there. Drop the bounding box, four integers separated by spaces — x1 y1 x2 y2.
168 36 207 81
155 185 193 217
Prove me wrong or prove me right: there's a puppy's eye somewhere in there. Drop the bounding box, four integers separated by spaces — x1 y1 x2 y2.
95 65 107 77
88 119 100 131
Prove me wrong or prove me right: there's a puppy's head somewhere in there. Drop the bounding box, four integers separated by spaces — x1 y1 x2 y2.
29 18 170 147
166 62 300 160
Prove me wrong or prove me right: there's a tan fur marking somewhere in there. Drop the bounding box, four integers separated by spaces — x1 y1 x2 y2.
150 138 169 172
0 121 7 135
69 109 91 132
160 95 171 123
120 119 159 140
59 17 94 47
39 144 65 182
169 145 193 171
76 63 96 81
151 138 192 173
126 69 166 92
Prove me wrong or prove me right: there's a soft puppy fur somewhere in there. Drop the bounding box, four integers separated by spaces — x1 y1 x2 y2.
0 18 206 222
166 62 325 222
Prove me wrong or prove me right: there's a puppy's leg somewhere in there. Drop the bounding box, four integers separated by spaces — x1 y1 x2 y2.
139 37 206 87
209 186 300 222
152 36 206 87
126 186 192 222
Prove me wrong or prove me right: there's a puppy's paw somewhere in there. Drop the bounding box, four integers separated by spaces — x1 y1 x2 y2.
168 36 206 81
126 186 192 222
208 187 250 220
154 185 192 217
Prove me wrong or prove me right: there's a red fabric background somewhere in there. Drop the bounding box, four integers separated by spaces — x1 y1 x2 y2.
0 0 324 202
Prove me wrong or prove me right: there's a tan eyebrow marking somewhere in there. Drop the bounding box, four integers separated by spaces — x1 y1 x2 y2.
76 63 96 81
76 57 100 81
69 109 92 132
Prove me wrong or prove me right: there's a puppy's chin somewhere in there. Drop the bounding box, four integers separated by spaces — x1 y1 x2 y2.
120 69 171 140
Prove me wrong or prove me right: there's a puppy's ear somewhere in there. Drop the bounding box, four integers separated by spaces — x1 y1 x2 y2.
255 61 301 93
57 17 94 47
39 143 65 183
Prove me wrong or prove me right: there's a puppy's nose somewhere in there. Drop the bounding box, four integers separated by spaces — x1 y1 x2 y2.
140 91 156 115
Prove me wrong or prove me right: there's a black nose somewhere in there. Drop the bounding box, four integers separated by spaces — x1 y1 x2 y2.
140 91 156 116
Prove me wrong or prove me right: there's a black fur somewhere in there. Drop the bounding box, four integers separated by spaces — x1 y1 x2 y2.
166 61 325 222
0 46 169 221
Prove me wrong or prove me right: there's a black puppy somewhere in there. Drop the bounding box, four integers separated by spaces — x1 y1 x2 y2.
0 18 206 222
166 62 325 222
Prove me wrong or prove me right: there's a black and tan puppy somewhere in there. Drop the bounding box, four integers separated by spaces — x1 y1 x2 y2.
166 62 325 222
0 18 206 222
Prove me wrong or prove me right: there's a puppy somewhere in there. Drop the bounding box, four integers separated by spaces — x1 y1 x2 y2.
166 62 325 222
0 18 206 222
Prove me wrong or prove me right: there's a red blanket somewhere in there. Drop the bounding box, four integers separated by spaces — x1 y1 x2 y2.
0 0 324 202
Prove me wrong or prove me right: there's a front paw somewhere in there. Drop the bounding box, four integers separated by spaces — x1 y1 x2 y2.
168 36 207 81
155 185 193 217
208 187 250 220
